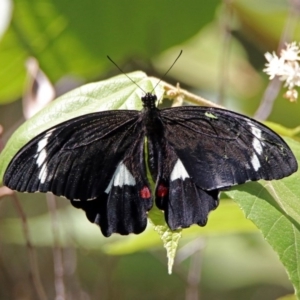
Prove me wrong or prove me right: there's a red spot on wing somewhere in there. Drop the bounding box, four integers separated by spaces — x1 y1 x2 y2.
157 184 168 198
140 186 151 199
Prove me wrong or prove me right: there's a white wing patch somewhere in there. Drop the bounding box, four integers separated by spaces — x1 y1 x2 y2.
35 131 53 167
170 159 190 181
251 153 261 171
73 197 96 202
247 122 264 171
105 162 136 194
34 130 54 183
248 122 263 155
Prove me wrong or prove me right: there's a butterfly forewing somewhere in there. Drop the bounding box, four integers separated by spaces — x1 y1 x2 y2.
160 106 297 191
5 111 138 198
4 110 154 236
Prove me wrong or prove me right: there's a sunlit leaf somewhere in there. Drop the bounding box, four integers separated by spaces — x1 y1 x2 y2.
264 121 300 138
0 0 12 39
226 138 300 298
0 71 164 182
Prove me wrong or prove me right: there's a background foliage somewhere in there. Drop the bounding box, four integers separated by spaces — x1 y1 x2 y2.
0 0 300 299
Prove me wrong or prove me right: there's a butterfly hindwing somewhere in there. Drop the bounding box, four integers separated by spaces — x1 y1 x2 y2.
167 159 219 229
147 132 219 230
160 106 297 191
97 137 152 237
70 140 152 237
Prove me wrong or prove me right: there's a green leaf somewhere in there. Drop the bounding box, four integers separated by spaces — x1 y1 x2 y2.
0 71 164 183
226 138 300 298
148 204 182 274
0 0 12 39
153 223 182 275
264 121 300 138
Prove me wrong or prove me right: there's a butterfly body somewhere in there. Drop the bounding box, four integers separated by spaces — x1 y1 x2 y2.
3 92 297 236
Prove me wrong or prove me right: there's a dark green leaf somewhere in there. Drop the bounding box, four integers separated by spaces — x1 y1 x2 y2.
0 0 221 103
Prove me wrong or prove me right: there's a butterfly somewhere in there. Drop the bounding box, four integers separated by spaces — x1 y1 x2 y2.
2 90 298 237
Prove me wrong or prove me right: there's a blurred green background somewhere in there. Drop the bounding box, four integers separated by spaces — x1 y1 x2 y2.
0 0 299 299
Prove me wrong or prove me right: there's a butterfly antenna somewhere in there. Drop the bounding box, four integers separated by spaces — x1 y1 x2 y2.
151 50 183 93
107 55 147 94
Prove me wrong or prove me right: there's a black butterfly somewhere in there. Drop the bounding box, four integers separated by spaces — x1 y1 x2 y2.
3 92 297 237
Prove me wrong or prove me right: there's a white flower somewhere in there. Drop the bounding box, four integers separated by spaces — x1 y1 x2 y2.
281 61 300 89
280 42 300 61
263 52 285 79
264 42 300 101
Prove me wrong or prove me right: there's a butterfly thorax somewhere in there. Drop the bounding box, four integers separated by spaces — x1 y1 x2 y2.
141 92 157 110
141 93 163 135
